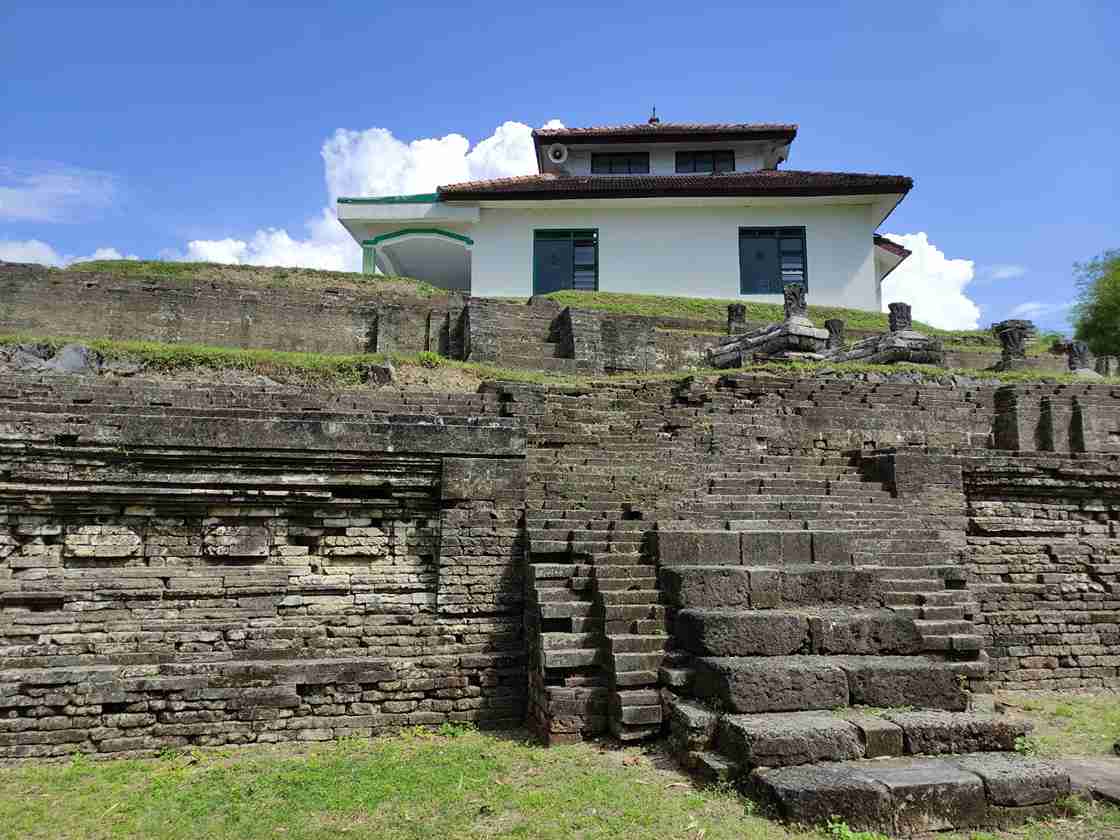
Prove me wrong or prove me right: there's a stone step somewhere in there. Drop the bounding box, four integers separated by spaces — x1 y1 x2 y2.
691 655 978 714
674 607 922 657
708 709 1031 770
532 586 586 603
600 603 666 622
608 718 660 742
608 634 666 653
539 601 595 619
589 552 646 566
596 589 660 606
914 619 975 636
540 632 601 650
747 754 1071 836
880 578 946 593
661 566 879 610
592 565 656 580
541 647 603 669
921 605 967 620
860 564 962 582
611 650 664 672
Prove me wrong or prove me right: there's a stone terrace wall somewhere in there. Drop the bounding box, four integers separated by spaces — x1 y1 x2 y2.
964 454 1120 689
0 262 456 355
0 378 526 759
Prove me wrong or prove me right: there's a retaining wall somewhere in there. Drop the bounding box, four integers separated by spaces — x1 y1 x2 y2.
0 380 526 759
3 375 1120 758
0 262 454 355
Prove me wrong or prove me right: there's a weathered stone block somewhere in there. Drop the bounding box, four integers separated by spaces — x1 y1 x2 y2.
659 567 752 609
654 531 740 566
692 657 849 714
675 608 808 656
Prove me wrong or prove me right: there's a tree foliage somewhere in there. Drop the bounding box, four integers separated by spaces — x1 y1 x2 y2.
1073 250 1120 356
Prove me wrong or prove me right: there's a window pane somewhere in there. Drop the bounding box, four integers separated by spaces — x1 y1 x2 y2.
780 237 804 253
630 154 649 173
676 153 693 173
714 151 734 172
573 245 595 266
591 156 607 173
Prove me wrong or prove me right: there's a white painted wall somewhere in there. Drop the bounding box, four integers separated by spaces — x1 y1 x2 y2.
561 141 772 175
468 201 880 309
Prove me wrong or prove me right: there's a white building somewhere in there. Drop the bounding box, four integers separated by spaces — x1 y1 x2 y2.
336 118 912 309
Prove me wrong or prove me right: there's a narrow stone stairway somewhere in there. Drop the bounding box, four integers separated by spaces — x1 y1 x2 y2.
655 453 1071 836
459 299 583 371
525 510 667 743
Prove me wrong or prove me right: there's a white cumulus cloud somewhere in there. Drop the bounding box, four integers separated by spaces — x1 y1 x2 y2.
880 232 981 330
0 239 138 266
0 164 117 222
183 120 561 271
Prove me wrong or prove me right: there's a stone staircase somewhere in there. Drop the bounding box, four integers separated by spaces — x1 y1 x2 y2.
459 299 586 372
656 453 1071 835
525 510 667 743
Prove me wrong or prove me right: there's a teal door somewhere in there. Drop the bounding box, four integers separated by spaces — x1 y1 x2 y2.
533 235 572 295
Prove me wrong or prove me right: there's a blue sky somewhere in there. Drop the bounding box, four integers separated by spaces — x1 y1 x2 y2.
2 0 1117 330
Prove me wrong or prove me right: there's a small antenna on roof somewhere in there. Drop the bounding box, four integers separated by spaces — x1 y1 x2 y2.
648 106 659 125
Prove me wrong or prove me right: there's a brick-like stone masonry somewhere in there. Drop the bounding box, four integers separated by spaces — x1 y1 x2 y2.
1 374 1120 762
0 380 526 759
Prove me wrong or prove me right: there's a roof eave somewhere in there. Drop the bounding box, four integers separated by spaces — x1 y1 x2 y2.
437 185 910 202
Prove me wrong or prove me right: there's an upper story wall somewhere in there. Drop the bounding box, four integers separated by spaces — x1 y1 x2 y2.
470 200 880 306
554 140 778 176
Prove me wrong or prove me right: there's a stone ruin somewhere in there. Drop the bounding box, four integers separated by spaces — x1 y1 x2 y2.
708 285 944 368
5 264 1120 836
707 284 830 367
991 319 1034 371
1 370 1116 834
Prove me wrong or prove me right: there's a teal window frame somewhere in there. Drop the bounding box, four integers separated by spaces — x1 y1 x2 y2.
532 228 599 293
738 226 808 294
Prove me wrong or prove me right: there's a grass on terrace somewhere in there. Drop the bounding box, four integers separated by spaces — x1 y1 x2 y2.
546 290 939 332
2 705 1119 840
63 260 443 297
0 333 1104 390
50 261 1065 356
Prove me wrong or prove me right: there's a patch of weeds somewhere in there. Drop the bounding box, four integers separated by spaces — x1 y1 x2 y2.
437 721 476 738
824 817 890 840
1014 734 1059 758
416 350 443 369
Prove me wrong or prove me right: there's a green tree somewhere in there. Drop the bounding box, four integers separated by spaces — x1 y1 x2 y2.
1073 249 1120 356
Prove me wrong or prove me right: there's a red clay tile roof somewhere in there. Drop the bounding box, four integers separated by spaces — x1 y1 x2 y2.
437 170 913 201
532 122 798 145
873 234 913 258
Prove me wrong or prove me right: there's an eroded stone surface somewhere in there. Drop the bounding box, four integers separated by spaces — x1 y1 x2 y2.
718 711 864 767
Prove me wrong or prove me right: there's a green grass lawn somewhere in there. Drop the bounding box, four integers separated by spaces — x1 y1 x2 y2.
1 718 1118 840
997 691 1120 758
545 290 944 334
0 726 809 840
